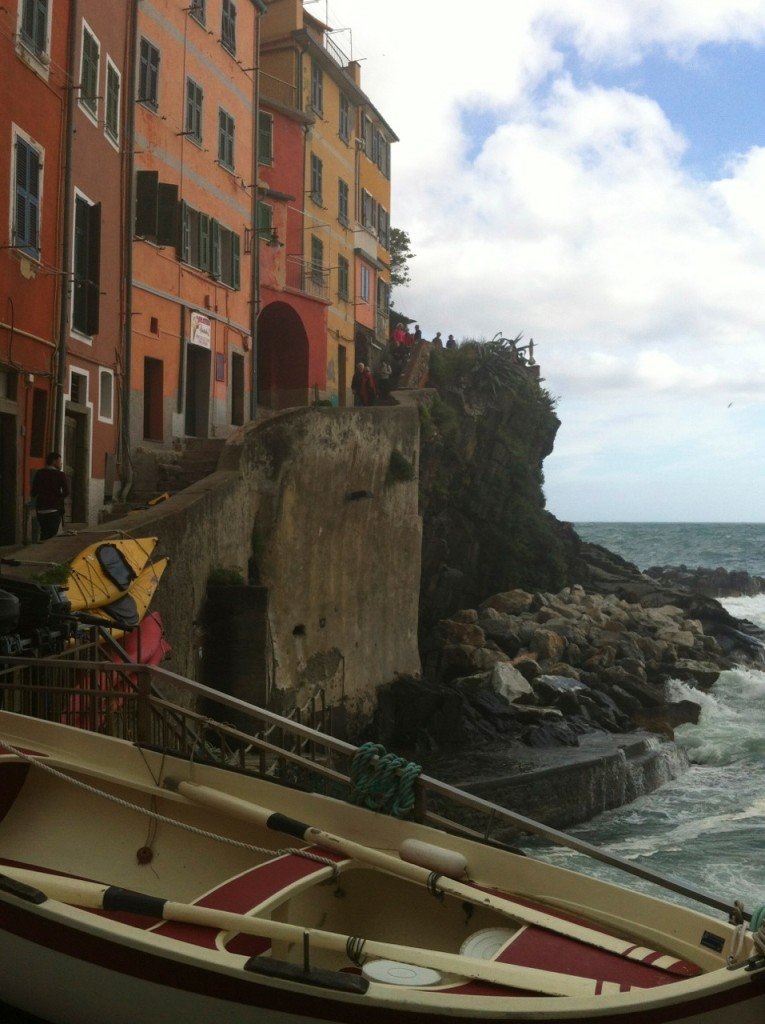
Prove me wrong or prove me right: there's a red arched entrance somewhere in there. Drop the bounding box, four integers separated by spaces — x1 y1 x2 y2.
257 302 310 409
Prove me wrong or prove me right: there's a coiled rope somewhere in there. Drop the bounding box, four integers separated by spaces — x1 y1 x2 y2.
0 740 338 876
348 742 422 818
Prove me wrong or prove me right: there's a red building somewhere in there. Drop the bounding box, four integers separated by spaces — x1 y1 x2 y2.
64 0 129 523
256 93 329 408
0 0 71 544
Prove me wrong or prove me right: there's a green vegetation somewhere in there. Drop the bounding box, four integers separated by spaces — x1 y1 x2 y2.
207 566 245 587
386 448 415 485
34 563 71 586
389 227 415 289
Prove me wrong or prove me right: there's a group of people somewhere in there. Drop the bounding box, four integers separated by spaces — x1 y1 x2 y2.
351 321 461 407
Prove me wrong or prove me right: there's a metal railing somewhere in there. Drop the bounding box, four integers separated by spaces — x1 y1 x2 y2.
285 256 329 300
0 655 742 919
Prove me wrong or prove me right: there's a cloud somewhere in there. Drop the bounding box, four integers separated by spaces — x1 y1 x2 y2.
329 0 765 519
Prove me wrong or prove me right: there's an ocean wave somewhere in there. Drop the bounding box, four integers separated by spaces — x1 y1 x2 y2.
721 593 765 630
669 668 765 765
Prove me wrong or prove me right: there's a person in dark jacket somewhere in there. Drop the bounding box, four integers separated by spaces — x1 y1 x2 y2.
31 452 69 540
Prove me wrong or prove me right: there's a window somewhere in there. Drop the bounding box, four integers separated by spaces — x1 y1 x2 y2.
360 264 370 303
362 116 372 154
257 201 273 238
190 0 205 25
310 234 323 285
99 369 114 422
377 278 390 315
138 38 160 109
105 59 121 143
218 108 235 169
185 78 203 143
13 136 41 259
135 170 178 245
337 254 349 300
181 202 240 289
339 94 350 143
310 153 322 204
70 370 88 406
72 193 101 337
310 60 323 114
337 179 349 227
258 111 273 165
80 24 100 119
20 0 49 57
221 0 236 55
377 206 389 249
361 188 377 233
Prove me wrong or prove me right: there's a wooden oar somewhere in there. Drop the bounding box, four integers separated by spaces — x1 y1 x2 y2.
0 866 608 998
163 778 694 977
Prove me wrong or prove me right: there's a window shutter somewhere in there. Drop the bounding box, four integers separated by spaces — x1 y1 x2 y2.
157 182 179 247
232 232 240 290
135 170 158 238
15 140 28 245
85 202 101 335
180 200 190 262
210 219 221 277
199 213 210 270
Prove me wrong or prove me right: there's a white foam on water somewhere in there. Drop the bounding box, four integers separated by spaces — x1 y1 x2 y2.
721 593 765 630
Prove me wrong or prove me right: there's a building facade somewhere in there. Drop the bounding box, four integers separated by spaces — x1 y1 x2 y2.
129 0 266 452
260 0 396 407
0 0 71 544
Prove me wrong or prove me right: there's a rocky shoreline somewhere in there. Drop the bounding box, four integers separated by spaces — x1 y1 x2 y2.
372 551 765 830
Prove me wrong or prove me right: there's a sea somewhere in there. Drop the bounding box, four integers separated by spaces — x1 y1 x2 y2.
527 522 765 921
4 521 765 1020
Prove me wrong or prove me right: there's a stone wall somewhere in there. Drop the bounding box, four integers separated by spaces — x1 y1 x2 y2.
26 406 422 735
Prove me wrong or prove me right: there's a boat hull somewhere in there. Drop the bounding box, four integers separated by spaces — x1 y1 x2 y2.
0 712 764 1024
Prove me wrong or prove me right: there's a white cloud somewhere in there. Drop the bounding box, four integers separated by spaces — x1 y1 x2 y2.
321 0 765 519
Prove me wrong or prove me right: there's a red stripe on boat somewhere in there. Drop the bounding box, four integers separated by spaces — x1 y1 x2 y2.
153 847 346 949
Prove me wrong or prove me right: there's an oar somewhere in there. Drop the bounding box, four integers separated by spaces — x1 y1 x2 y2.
0 866 607 997
163 778 694 978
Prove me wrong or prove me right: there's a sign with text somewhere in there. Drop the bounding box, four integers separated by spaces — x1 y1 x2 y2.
189 312 212 349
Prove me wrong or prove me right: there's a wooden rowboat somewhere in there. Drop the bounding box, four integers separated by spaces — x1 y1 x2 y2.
0 703 764 1024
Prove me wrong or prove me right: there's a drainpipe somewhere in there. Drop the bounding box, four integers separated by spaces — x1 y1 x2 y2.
54 0 78 452
249 4 267 421
121 0 139 499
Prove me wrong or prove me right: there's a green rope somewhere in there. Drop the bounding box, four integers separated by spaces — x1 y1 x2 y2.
349 742 422 819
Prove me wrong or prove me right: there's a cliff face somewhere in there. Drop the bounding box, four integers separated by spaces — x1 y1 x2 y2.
417 345 567 637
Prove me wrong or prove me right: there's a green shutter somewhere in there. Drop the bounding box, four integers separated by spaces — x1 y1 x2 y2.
232 232 240 290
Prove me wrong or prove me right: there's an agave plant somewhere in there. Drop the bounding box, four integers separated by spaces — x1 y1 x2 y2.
466 333 526 398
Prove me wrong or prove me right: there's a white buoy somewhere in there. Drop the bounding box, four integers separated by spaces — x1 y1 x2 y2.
460 927 517 961
362 959 442 987
398 838 468 879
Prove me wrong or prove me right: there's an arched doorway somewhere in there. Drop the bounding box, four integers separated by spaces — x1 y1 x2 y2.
257 302 310 409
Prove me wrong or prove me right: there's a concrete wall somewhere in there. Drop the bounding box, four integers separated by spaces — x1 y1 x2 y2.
30 405 422 734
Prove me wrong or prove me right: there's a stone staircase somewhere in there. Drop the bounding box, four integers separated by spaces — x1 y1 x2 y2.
103 439 226 519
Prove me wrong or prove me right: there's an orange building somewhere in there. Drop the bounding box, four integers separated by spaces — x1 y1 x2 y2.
260 0 396 406
129 0 266 450
0 1 70 544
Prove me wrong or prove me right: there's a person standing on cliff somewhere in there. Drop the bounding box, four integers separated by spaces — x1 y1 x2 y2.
31 452 69 540
351 362 366 406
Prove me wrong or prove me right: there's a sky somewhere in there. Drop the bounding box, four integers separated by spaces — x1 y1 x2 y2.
307 0 765 522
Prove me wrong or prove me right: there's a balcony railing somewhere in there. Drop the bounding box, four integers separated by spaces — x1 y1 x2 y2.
0 653 743 919
324 32 350 69
286 256 329 300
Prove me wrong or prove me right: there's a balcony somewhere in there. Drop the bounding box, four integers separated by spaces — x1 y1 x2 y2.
323 33 350 69
260 72 298 110
286 256 329 301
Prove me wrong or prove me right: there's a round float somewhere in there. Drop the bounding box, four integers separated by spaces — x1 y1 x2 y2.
460 927 516 961
362 959 442 986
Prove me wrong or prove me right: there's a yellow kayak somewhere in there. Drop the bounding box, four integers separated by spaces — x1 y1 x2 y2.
66 538 158 611
89 557 170 632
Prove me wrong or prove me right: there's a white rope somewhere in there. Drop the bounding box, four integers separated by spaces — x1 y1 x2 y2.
0 740 338 874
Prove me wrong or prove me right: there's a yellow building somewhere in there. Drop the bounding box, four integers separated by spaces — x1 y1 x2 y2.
260 0 396 405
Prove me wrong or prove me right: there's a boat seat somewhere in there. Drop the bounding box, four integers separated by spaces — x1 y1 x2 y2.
151 847 347 954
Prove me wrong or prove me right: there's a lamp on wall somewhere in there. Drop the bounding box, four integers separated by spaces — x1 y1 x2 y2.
266 228 284 249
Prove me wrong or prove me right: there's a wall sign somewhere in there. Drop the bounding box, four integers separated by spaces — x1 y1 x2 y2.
189 312 212 349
